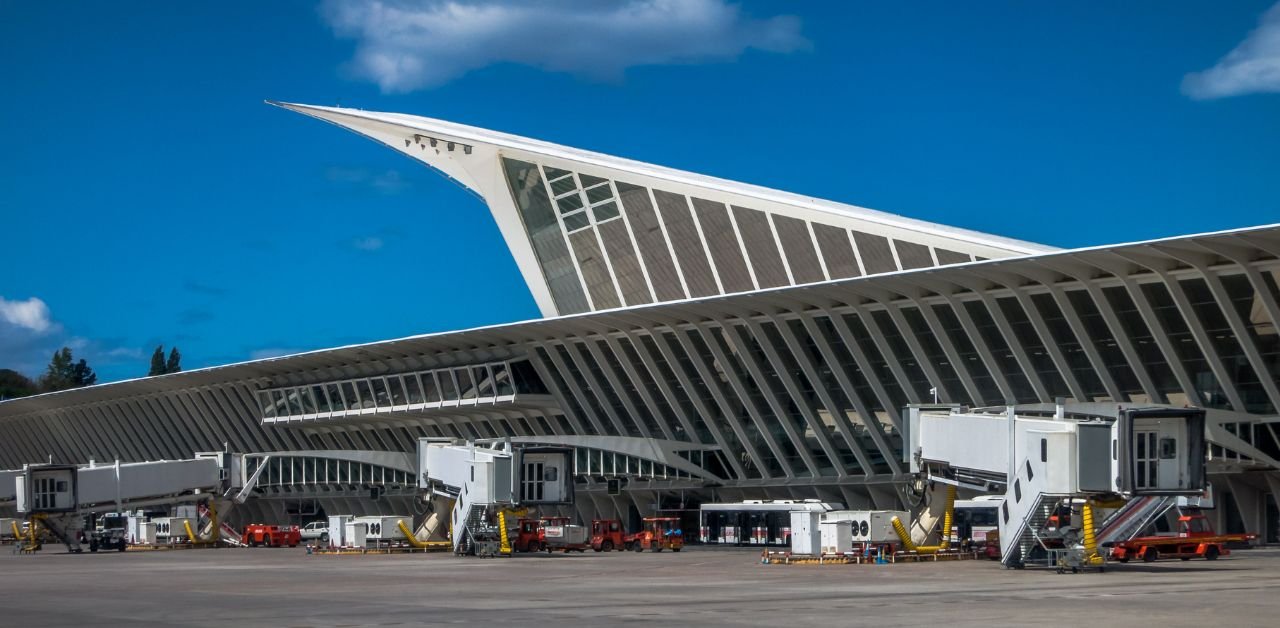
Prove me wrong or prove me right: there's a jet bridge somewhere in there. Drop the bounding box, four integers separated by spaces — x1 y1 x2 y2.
905 403 1207 570
13 452 242 552
417 439 573 555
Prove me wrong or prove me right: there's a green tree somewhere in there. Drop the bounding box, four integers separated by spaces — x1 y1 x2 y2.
39 347 96 392
0 369 38 400
165 346 182 374
149 345 166 376
72 358 97 387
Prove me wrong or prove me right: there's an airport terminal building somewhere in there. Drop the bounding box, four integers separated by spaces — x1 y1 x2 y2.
2 103 1278 539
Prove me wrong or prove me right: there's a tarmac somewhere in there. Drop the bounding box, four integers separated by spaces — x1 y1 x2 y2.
2 545 1278 627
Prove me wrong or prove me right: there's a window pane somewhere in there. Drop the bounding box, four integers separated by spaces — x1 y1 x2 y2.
404 374 423 404
563 211 590 232
457 368 477 400
438 370 458 400
474 365 494 396
388 376 407 405
422 372 441 402
556 193 584 213
312 385 330 413
585 183 613 204
492 363 514 396
355 380 374 409
549 175 577 196
591 201 620 222
340 382 358 410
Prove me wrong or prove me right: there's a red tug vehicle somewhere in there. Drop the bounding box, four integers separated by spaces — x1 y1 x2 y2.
590 519 627 552
241 524 301 548
625 517 684 552
515 516 684 554
1107 513 1255 563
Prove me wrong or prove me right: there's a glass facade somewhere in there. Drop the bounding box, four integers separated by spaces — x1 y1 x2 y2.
505 158 985 316
258 359 546 422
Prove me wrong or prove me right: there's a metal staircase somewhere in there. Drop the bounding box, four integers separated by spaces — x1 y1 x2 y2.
998 456 1054 568
1096 496 1176 546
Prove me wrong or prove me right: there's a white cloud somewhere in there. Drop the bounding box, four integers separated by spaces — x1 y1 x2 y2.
352 236 385 251
321 0 810 92
1183 2 1280 100
0 296 54 334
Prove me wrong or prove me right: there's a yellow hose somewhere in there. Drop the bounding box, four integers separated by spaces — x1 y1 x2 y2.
1082 501 1103 566
398 520 428 548
498 510 512 555
891 484 957 554
10 520 21 541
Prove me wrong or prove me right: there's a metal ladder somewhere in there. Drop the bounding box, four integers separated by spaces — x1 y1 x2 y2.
1096 496 1176 546
998 455 1054 568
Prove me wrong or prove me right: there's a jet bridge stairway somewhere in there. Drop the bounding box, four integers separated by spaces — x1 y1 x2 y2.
998 456 1057 568
1096 495 1177 546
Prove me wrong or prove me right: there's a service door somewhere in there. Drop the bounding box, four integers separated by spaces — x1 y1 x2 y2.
1135 431 1158 490
1156 429 1183 491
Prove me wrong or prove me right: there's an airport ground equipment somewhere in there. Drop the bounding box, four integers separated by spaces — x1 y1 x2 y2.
790 510 822 555
241 524 301 547
627 517 683 552
354 515 410 545
823 510 909 550
417 438 572 556
906 403 1208 571
12 452 243 553
1107 512 1255 563
591 518 627 552
513 517 545 553
84 512 128 552
540 516 589 552
699 500 840 546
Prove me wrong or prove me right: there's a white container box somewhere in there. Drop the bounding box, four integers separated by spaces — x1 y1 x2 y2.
136 522 157 545
153 517 191 542
820 520 853 554
328 515 352 548
825 510 909 544
790 511 821 555
344 521 367 548
354 515 409 541
0 518 16 539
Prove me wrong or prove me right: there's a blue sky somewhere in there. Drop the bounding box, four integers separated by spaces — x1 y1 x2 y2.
2 1 1278 384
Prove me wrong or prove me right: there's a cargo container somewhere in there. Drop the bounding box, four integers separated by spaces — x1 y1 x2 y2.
790 511 822 555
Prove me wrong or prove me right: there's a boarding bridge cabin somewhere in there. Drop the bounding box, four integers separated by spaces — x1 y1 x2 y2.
417 438 573 555
906 403 1206 569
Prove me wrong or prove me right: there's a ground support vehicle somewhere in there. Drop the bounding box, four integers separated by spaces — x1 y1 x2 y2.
84 513 128 552
591 519 626 552
512 518 545 553
1107 513 1255 563
541 516 589 553
241 524 301 548
627 517 683 552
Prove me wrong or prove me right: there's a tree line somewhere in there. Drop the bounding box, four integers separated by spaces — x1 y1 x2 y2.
0 344 183 400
